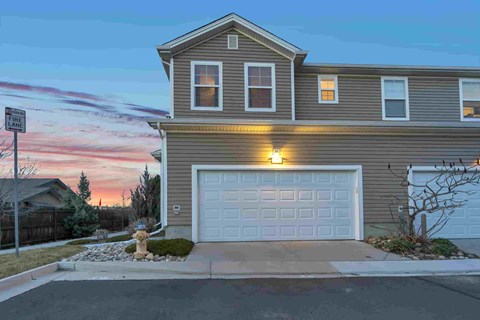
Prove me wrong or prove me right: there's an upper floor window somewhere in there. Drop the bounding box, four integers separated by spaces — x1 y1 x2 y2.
318 75 338 104
244 63 276 112
381 77 409 120
191 61 223 111
460 78 480 121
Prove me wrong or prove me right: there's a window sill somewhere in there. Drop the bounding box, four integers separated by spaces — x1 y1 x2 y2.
245 108 276 112
191 107 223 111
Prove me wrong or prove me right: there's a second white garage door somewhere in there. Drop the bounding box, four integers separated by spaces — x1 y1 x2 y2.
412 170 480 238
198 170 358 242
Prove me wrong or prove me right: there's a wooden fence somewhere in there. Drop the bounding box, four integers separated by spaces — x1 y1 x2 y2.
0 208 131 249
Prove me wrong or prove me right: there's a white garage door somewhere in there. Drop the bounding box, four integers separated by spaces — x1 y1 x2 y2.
412 171 480 238
198 170 357 242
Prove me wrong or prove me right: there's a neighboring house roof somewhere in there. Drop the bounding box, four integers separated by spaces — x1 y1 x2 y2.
0 178 69 205
157 13 308 76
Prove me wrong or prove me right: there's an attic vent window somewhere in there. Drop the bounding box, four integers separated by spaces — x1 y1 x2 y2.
227 35 238 49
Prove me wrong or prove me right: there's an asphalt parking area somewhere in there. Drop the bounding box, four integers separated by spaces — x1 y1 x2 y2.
1 276 479 320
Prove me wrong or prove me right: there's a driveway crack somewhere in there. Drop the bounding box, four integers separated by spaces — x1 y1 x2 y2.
278 242 302 261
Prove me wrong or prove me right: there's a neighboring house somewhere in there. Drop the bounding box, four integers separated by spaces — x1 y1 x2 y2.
0 178 70 210
148 13 480 243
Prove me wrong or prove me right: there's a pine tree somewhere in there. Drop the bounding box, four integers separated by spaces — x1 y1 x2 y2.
63 171 98 238
77 171 91 203
130 165 160 219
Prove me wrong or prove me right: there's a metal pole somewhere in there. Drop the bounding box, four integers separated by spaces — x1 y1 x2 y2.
14 131 19 257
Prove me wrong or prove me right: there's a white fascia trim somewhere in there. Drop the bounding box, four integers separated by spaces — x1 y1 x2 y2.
459 78 480 122
170 58 174 118
163 14 300 54
381 76 410 121
190 61 223 111
318 75 339 104
291 60 296 120
191 164 364 243
162 132 168 227
244 62 276 112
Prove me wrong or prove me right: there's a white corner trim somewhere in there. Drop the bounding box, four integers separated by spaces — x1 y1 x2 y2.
244 62 276 112
162 131 168 227
318 75 339 104
459 78 480 122
190 61 223 111
291 60 296 120
170 58 174 118
191 165 364 243
381 76 410 121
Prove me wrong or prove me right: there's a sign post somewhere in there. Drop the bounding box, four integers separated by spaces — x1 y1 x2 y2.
5 107 26 257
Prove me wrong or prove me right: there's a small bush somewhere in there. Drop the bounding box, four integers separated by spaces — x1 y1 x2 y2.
126 217 157 235
104 234 132 243
66 239 98 245
384 238 415 254
93 229 109 241
125 239 194 257
430 238 457 256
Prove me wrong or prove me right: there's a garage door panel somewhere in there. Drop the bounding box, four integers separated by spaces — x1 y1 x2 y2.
199 170 357 242
413 171 480 239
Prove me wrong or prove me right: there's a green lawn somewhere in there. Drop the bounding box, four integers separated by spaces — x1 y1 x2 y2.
0 245 85 279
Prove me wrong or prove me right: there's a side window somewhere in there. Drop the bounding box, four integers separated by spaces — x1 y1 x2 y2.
381 77 409 120
318 75 338 104
460 78 480 121
190 61 223 111
244 63 276 112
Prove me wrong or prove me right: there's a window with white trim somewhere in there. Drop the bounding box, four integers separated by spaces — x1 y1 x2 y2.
244 63 276 111
318 75 338 103
460 78 480 121
191 61 222 110
381 77 409 120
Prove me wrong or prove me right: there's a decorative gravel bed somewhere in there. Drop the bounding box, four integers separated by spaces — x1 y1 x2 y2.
64 242 186 262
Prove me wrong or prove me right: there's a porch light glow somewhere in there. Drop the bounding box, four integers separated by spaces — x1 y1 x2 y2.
271 149 283 164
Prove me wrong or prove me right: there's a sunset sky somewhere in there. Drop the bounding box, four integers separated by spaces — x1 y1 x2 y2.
0 0 478 205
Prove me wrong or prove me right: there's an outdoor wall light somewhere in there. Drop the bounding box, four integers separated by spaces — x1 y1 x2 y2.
270 149 283 164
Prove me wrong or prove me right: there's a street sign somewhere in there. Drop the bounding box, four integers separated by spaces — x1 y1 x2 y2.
5 107 26 133
4 107 26 257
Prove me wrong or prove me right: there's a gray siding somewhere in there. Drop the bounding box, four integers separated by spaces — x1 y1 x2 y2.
409 77 461 122
173 29 292 119
166 132 480 226
295 75 382 121
295 74 463 122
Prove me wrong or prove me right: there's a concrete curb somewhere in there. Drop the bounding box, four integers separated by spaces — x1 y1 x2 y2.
0 262 59 291
210 261 339 277
331 260 480 277
58 261 211 275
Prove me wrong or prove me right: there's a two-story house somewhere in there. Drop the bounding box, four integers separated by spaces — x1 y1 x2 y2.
149 13 480 243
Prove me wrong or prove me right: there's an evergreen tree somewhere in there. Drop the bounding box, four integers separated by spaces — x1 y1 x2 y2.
130 165 160 220
63 172 98 238
77 171 91 203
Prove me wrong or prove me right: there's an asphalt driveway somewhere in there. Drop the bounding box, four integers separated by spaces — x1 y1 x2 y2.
1 276 479 320
187 240 407 262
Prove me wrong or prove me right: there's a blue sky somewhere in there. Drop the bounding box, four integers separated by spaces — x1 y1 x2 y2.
0 0 479 204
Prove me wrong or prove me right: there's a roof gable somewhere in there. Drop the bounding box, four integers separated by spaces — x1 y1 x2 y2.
157 13 307 73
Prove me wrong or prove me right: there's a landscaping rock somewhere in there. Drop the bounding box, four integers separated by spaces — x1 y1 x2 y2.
65 242 186 263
